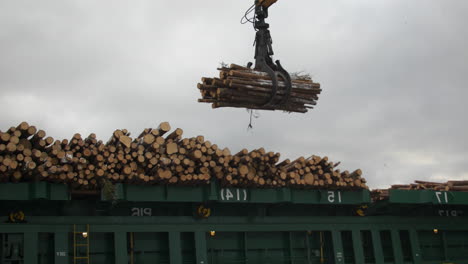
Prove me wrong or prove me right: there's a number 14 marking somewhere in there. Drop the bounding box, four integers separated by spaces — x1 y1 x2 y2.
220 188 247 201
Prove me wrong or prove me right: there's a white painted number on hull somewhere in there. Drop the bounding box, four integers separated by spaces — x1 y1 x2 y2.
438 210 459 216
328 191 342 203
435 191 449 204
220 188 247 201
131 207 152 216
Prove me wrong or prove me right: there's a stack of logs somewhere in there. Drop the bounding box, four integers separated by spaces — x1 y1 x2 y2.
371 180 468 201
0 122 366 190
198 64 321 113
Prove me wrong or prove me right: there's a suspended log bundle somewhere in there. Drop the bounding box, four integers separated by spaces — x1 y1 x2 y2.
198 63 321 113
371 180 468 201
0 122 366 191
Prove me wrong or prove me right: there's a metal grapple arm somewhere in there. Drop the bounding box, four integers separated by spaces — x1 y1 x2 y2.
251 0 292 107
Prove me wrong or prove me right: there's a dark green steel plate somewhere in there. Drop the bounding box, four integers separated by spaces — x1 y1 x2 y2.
0 182 68 200
107 183 370 205
389 189 468 205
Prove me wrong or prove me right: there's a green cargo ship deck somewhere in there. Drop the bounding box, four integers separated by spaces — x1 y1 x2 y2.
1 182 467 264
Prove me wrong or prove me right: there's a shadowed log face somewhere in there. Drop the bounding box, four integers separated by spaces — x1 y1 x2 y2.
0 122 366 191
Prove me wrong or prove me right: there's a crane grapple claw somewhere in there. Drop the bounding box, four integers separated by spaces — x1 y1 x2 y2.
250 2 293 107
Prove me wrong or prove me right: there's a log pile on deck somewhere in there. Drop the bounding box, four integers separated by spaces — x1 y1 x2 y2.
197 64 321 113
371 180 468 201
0 122 366 190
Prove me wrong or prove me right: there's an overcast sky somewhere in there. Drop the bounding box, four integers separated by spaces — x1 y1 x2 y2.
1 0 467 188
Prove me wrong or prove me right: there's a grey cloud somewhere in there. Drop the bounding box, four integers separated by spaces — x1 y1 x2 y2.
1 0 467 189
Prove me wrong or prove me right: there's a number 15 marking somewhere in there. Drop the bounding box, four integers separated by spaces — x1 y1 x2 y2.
328 191 342 203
